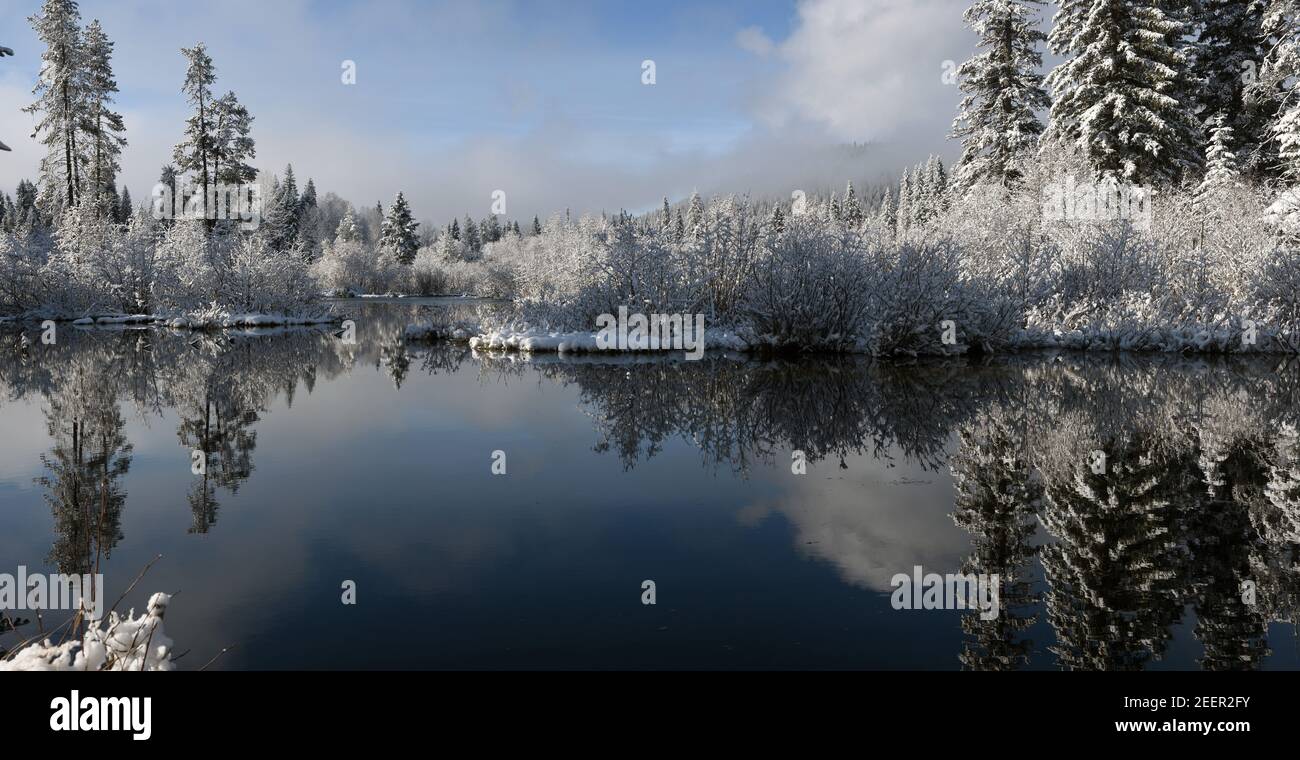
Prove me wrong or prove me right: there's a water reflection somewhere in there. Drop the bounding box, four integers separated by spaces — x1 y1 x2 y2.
2 307 1299 669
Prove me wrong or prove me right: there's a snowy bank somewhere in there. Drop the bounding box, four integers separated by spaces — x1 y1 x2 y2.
453 319 1300 357
466 326 754 355
0 593 174 672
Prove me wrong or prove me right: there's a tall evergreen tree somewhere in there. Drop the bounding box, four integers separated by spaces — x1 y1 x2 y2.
156 164 178 224
300 178 317 210
685 191 705 238
334 207 361 243
480 214 502 244
262 164 300 251
768 205 786 235
81 19 125 217
1198 112 1244 195
1045 0 1202 184
461 213 480 253
951 0 1050 187
174 43 217 216
380 192 420 265
1260 0 1300 180
842 181 865 227
212 91 255 186
1193 1 1270 170
117 185 132 224
877 189 897 234
25 0 88 214
896 169 914 235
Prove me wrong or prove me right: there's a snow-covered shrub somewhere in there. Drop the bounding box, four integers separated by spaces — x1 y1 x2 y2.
742 214 872 349
680 196 763 317
0 593 174 672
411 246 447 295
862 237 973 355
310 237 406 296
151 220 220 314
1255 243 1300 350
410 245 517 298
0 224 51 316
943 182 1057 348
220 234 316 315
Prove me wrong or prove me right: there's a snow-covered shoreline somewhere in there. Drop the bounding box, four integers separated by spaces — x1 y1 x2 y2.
402 321 1300 357
0 312 342 330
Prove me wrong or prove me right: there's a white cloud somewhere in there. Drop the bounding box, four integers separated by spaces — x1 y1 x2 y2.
735 25 775 57
757 0 970 153
1 0 975 222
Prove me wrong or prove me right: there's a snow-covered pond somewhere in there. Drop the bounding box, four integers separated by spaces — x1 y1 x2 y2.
2 300 1298 669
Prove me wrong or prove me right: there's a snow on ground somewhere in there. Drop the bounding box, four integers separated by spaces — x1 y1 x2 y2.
460 326 751 355
412 322 1299 357
0 593 174 672
2 313 342 330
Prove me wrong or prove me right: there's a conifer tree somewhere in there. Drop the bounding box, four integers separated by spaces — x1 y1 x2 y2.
25 0 89 213
380 192 420 265
951 0 1050 187
1045 0 1202 184
81 19 125 216
1193 0 1270 170
174 43 217 215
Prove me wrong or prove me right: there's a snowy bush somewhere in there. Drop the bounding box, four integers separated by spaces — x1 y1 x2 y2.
310 236 406 296
742 215 872 349
220 234 316 315
0 593 174 672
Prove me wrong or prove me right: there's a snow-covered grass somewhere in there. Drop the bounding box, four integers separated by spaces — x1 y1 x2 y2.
0 593 174 672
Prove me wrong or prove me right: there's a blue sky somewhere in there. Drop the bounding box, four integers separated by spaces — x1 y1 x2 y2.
0 0 980 222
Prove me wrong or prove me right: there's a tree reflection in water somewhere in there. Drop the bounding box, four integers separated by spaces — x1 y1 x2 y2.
3 315 1300 669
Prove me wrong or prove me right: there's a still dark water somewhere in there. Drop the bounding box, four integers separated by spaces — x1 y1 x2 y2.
2 299 1299 670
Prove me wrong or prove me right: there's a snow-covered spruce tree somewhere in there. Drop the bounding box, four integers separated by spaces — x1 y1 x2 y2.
1044 0 1202 185
1197 112 1244 196
380 192 420 265
294 179 323 259
950 0 1051 188
461 214 480 255
335 207 361 243
841 181 865 227
25 0 89 215
1260 0 1300 181
480 214 502 245
896 168 914 235
212 91 256 187
260 164 299 252
1193 1 1270 170
116 185 132 224
173 43 217 217
81 19 125 217
685 191 706 239
877 189 896 237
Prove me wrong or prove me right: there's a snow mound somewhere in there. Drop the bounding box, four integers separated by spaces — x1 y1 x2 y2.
0 593 175 672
